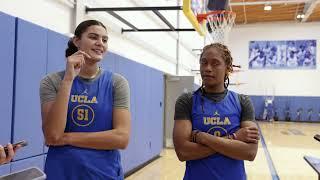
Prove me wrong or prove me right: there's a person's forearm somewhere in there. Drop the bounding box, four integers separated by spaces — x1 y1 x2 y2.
63 129 129 150
198 132 258 161
175 141 216 161
43 80 72 143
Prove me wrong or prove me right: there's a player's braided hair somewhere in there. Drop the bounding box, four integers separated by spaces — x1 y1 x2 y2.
200 43 233 88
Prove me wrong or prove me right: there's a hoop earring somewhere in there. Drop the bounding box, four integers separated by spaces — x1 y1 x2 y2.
224 76 229 89
200 84 204 93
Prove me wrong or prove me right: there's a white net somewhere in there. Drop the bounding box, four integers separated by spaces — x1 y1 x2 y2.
203 11 236 44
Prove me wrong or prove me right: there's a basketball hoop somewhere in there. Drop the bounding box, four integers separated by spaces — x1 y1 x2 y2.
197 10 236 44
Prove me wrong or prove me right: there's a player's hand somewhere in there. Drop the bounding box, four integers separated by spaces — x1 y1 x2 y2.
191 130 201 143
0 143 16 164
63 50 91 82
235 127 260 144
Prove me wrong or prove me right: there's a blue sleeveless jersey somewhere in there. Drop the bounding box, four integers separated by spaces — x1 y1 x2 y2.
184 89 246 180
45 70 123 180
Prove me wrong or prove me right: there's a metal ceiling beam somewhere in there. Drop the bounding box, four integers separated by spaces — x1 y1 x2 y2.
152 10 175 31
107 11 139 31
122 28 195 32
86 6 182 13
86 6 194 33
301 0 320 22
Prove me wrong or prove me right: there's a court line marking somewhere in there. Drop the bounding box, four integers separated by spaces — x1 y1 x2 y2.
257 123 280 180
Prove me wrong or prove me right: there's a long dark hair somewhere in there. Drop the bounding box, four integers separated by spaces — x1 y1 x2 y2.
65 20 107 57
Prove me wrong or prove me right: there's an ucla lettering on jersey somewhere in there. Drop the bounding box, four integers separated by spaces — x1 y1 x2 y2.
70 95 98 104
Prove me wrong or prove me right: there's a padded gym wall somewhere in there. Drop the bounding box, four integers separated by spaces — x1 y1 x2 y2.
0 12 15 149
13 18 47 161
0 12 15 175
46 29 68 74
11 155 45 173
251 95 320 122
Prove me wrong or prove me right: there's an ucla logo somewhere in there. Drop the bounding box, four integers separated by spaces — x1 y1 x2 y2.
203 117 231 125
71 104 95 127
71 95 98 104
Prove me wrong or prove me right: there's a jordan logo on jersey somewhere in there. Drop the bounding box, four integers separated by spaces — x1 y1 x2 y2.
81 88 89 95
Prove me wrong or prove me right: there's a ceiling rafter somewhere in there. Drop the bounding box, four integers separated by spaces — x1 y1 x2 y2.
301 0 320 22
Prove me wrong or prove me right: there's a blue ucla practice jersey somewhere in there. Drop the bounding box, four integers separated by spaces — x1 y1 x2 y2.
45 70 123 180
184 89 246 180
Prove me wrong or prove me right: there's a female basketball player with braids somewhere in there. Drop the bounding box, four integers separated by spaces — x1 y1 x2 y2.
173 43 259 180
40 20 130 179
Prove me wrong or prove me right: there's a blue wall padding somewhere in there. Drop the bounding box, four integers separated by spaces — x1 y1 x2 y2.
149 69 164 157
13 18 47 160
11 155 45 172
0 164 10 176
102 52 117 71
0 12 15 146
250 95 320 122
46 29 68 74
